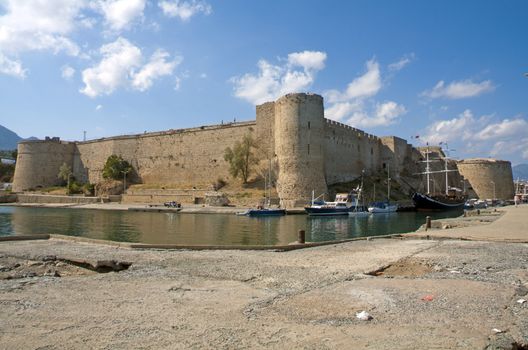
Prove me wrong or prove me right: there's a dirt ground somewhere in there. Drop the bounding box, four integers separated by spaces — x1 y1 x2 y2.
0 206 527 349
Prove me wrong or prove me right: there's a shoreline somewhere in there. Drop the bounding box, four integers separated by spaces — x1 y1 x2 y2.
0 205 527 348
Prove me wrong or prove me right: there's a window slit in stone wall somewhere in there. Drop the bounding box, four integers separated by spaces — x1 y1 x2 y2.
308 121 311 129
307 143 310 154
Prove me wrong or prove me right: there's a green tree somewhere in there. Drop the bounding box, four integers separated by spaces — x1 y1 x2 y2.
224 134 259 184
102 155 132 181
58 163 72 184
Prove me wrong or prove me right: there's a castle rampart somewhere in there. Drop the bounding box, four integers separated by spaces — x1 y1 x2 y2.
14 92 492 207
457 158 514 200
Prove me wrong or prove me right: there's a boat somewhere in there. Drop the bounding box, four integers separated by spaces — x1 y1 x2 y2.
240 207 286 216
349 172 369 216
238 158 286 217
412 143 465 211
305 192 354 216
368 201 398 213
368 164 398 213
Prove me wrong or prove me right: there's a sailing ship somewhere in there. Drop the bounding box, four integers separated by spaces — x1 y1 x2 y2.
412 143 465 211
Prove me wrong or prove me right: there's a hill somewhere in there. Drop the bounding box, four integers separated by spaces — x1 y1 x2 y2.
512 164 528 180
0 125 22 150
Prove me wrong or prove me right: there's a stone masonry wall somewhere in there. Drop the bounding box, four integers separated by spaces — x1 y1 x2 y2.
13 140 76 192
323 120 382 184
457 159 514 200
74 122 257 188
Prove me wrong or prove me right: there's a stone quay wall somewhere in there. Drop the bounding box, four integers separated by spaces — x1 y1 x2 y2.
457 159 514 200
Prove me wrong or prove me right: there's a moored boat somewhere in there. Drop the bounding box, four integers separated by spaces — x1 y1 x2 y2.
368 201 398 213
305 192 354 216
412 192 465 211
412 143 466 212
240 208 286 216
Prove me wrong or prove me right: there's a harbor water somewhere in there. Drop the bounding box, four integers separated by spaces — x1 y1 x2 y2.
0 206 462 246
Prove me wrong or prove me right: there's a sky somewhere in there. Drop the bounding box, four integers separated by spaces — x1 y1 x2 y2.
0 0 527 164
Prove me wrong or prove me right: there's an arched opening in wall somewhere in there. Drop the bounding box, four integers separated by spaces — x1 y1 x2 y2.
382 163 386 169
308 121 311 129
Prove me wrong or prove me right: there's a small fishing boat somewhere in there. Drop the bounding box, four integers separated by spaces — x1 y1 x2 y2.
349 173 369 217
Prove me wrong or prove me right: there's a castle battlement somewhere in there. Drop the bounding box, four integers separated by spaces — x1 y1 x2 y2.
15 92 477 206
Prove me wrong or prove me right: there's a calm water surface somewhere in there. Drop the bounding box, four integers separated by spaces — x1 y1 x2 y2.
0 206 462 246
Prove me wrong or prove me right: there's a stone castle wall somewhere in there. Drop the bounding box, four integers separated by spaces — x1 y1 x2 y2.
457 159 514 200
16 92 506 207
14 122 256 192
13 139 76 191
323 120 382 184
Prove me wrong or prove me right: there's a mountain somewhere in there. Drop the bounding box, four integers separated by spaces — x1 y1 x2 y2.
513 164 528 180
0 125 22 150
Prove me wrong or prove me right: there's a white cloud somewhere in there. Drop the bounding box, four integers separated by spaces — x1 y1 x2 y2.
326 59 381 103
388 53 415 71
80 37 142 97
95 0 146 31
0 53 27 78
287 51 327 71
422 79 495 99
80 37 181 97
96 104 103 111
159 0 212 21
346 101 406 128
231 50 327 105
0 0 84 56
132 49 182 91
421 110 528 162
421 109 476 144
61 65 75 80
323 58 407 129
474 118 528 141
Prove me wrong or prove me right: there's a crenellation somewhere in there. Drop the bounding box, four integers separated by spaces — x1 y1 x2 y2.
13 92 514 207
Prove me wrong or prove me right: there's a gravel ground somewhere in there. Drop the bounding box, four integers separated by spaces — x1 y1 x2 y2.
0 206 527 349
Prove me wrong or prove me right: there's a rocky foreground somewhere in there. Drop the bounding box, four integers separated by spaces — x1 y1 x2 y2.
0 206 527 349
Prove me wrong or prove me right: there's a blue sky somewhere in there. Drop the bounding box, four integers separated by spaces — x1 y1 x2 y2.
0 0 527 164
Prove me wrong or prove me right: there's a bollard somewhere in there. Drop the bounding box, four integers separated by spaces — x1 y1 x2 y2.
298 230 305 244
425 216 431 230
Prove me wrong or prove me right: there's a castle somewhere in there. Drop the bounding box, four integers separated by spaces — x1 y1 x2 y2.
12 93 514 206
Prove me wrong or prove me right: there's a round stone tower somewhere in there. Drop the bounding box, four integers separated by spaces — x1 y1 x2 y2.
12 139 75 192
457 158 514 200
274 93 327 208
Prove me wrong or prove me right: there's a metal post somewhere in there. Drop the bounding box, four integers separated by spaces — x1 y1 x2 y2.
425 216 431 230
298 230 305 244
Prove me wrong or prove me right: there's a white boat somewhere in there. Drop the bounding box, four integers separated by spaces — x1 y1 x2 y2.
368 201 398 213
305 192 353 216
349 172 369 216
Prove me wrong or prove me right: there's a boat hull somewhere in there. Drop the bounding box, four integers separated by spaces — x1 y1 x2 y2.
243 209 286 216
412 192 465 211
304 207 351 216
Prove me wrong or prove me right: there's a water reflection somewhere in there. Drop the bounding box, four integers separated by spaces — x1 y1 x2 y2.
0 206 462 246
